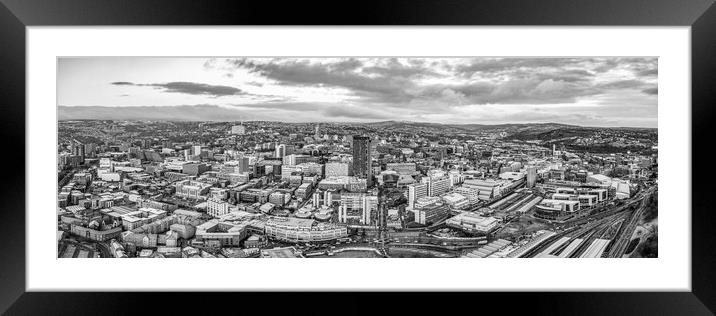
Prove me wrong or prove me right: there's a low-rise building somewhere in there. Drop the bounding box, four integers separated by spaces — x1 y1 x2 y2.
414 203 449 225
70 224 122 242
174 180 212 200
446 213 499 234
195 220 248 247
318 176 367 192
442 192 470 210
264 216 348 243
120 208 167 231
534 199 581 220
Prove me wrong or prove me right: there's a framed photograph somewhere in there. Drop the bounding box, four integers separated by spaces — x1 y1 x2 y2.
1 0 715 314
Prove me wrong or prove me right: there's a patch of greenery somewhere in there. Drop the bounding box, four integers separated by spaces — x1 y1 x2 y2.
637 235 658 258
642 193 658 222
625 238 640 254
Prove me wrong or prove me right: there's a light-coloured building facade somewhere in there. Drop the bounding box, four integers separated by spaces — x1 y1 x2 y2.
264 217 348 243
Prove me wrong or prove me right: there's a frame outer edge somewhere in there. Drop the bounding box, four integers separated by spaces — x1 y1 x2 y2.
1 0 714 314
691 0 716 314
0 1 27 315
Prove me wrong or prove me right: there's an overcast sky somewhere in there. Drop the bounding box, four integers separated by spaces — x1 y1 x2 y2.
58 57 657 127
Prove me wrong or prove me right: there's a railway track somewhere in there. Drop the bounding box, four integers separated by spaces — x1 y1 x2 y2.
523 212 625 258
605 190 653 258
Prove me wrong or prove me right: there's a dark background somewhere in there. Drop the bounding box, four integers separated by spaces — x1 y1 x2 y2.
0 0 714 315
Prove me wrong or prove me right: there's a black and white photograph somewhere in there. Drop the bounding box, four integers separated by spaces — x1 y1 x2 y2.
56 57 658 259
4 0 716 313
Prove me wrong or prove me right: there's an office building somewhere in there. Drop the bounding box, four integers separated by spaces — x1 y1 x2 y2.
195 220 247 247
183 162 210 176
442 192 470 210
446 213 499 234
352 136 372 187
174 180 212 200
192 145 202 157
317 176 367 192
386 163 416 175
407 183 428 209
338 193 378 225
427 177 451 197
264 217 348 243
527 166 537 188
207 198 232 218
325 162 352 177
414 204 449 225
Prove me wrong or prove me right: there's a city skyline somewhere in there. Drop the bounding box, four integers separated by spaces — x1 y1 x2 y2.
57 119 658 259
58 57 658 127
56 57 658 259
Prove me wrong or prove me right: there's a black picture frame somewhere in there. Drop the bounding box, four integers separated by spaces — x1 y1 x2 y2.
1 0 714 314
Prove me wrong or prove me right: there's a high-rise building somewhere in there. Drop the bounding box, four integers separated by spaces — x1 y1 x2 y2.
407 183 428 209
237 157 251 173
338 193 378 225
83 143 97 158
275 144 286 158
71 140 85 163
352 136 372 187
423 176 451 197
275 144 295 158
527 166 537 188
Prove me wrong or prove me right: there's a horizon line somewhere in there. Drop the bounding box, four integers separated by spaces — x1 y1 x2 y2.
57 119 657 129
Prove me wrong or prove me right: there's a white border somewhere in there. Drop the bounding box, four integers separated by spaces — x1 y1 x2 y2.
27 27 690 291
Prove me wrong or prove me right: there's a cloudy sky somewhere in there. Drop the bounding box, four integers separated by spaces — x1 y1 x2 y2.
58 57 657 127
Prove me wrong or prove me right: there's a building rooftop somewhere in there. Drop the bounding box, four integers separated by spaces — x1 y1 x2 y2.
447 212 498 226
261 247 299 258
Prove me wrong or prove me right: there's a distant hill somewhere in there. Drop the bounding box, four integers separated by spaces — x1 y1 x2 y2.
58 107 655 131
365 120 587 134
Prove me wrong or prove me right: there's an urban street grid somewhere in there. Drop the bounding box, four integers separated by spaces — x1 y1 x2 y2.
56 57 658 258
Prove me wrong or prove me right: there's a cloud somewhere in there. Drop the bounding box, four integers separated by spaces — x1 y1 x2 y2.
219 57 655 108
70 57 658 127
455 58 587 76
407 78 601 107
322 105 392 120
330 58 363 72
642 87 658 95
598 79 648 90
223 58 438 104
230 102 329 112
361 58 440 78
535 69 595 82
110 81 244 97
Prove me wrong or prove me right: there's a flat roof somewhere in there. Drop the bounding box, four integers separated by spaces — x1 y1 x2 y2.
261 247 298 258
267 216 315 227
